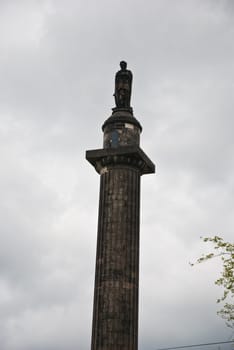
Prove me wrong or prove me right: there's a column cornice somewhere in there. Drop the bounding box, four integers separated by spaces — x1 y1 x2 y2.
86 146 155 175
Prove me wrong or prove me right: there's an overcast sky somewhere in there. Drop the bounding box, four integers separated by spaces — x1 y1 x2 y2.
0 0 234 349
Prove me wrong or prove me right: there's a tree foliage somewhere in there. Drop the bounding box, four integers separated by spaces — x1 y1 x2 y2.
191 236 234 329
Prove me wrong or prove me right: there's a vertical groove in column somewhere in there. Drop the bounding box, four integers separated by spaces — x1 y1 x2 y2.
133 169 138 350
130 168 134 350
100 171 107 346
136 172 140 350
134 169 137 350
128 168 133 350
105 172 108 347
108 168 113 346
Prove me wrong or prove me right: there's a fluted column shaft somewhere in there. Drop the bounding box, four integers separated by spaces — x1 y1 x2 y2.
91 165 140 350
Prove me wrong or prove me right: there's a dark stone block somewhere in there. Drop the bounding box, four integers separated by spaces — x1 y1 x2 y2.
86 146 155 175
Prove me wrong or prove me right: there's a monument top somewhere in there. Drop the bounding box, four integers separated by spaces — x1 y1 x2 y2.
114 61 132 109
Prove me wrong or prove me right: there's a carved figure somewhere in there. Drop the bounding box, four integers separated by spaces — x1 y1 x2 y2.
114 61 132 108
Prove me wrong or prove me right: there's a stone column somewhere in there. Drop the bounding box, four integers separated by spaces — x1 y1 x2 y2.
86 108 155 350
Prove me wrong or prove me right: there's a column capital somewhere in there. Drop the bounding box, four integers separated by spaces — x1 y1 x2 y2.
86 146 155 175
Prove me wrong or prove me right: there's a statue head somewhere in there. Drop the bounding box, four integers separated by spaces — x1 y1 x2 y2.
120 61 127 71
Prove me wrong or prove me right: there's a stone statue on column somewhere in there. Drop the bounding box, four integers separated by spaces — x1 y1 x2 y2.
114 61 132 109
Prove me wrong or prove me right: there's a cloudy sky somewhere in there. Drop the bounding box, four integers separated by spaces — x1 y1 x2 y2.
0 0 234 349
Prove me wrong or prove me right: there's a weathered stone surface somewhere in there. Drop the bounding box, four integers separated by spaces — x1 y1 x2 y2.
102 111 142 132
91 167 140 350
102 109 142 149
